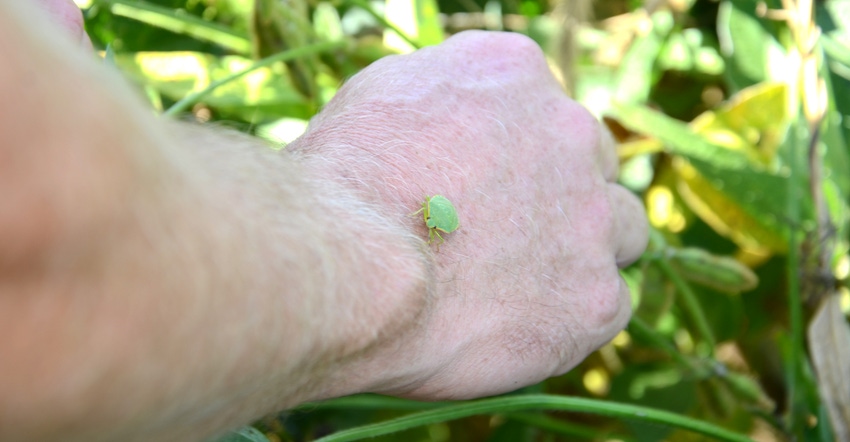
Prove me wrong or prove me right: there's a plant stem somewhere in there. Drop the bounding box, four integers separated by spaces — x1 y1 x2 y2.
784 119 804 428
96 0 252 54
312 394 753 442
628 317 706 374
655 258 717 355
163 41 346 117
296 395 632 441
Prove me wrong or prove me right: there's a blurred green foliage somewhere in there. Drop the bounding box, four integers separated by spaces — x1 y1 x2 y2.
77 0 850 440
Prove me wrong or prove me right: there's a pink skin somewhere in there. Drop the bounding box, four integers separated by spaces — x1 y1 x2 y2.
30 0 649 406
291 31 648 399
36 0 92 49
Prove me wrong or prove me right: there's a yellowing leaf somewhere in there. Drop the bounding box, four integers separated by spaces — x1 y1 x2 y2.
691 82 790 165
614 84 796 254
675 158 788 254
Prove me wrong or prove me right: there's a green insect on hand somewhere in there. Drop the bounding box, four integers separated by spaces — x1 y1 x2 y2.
412 195 459 245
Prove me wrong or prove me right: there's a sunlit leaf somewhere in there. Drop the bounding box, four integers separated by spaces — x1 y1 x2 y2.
716 0 785 91
117 52 315 120
384 0 444 52
616 84 801 253
690 82 791 166
818 38 850 198
314 2 344 42
614 104 750 169
676 157 791 253
614 10 672 105
256 117 309 146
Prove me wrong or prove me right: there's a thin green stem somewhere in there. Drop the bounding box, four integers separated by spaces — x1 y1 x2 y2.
163 41 346 117
628 317 703 372
311 394 752 442
784 119 804 427
655 258 717 355
296 395 631 441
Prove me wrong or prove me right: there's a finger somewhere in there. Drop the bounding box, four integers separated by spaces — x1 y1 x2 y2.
609 183 648 266
555 273 633 377
598 123 619 182
35 0 92 49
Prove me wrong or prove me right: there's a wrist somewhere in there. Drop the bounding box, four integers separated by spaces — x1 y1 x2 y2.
282 147 435 401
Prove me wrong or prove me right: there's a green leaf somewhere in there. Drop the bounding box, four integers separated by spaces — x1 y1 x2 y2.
716 0 785 91
614 99 803 253
690 82 791 166
384 0 444 52
116 51 315 120
679 156 794 252
819 36 850 198
614 10 673 105
314 2 345 42
613 104 750 169
310 394 753 442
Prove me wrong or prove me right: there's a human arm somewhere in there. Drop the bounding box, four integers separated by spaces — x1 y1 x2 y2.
0 2 647 441
1 3 428 439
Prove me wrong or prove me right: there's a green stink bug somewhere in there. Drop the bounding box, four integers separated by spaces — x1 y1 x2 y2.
413 195 459 245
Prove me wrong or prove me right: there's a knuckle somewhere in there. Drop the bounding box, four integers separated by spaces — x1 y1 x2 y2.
446 31 548 76
561 104 602 156
589 273 627 327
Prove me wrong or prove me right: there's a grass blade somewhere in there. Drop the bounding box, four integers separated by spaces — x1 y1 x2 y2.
311 394 752 442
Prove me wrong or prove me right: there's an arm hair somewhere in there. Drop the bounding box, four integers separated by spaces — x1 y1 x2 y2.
0 3 430 440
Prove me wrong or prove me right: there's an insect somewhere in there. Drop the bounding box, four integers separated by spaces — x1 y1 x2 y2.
412 195 459 245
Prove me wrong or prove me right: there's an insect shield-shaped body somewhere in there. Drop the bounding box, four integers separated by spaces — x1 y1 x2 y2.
413 195 459 245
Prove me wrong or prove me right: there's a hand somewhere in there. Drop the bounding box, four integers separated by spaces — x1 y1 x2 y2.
290 31 648 400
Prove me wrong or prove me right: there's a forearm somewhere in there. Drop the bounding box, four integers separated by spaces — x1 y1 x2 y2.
0 3 429 440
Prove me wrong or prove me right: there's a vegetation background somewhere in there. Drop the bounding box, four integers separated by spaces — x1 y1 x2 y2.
74 0 850 440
